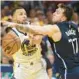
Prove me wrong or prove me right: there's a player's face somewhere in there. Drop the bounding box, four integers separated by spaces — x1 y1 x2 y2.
52 7 65 23
13 9 27 24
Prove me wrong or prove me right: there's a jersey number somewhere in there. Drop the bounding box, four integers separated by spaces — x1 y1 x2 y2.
69 38 78 54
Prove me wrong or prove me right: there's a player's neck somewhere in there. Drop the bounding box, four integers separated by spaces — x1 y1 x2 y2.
60 17 67 22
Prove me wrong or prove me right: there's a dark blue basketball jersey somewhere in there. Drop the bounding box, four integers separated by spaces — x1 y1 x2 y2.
48 21 79 71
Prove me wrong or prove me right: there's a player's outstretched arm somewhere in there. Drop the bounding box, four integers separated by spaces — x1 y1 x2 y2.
1 21 41 35
27 24 62 42
1 21 55 35
17 24 62 42
1 21 62 42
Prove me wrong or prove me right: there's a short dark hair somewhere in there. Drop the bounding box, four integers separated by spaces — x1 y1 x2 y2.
58 4 73 21
11 7 24 16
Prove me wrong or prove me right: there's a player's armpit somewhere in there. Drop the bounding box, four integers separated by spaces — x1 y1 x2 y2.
51 31 62 42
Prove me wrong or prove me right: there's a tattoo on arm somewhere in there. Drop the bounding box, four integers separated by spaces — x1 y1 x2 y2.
16 24 41 35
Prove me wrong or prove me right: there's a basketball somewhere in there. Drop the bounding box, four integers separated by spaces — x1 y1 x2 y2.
2 32 21 57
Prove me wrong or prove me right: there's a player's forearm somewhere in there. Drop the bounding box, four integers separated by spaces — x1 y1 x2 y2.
16 24 44 35
1 21 47 35
16 24 46 36
1 21 41 35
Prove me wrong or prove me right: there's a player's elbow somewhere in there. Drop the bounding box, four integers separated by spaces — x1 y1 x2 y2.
51 32 62 42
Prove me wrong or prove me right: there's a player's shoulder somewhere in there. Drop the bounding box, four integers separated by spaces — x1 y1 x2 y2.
4 27 19 39
5 27 12 33
5 27 14 34
69 21 78 29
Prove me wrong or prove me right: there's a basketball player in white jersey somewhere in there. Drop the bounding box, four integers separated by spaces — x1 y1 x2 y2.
2 7 50 79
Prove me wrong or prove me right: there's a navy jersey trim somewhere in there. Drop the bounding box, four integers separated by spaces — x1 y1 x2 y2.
5 27 19 36
16 29 27 36
53 43 67 79
11 29 19 36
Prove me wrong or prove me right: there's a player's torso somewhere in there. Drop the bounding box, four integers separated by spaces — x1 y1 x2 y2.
56 21 79 57
49 21 79 69
11 28 43 73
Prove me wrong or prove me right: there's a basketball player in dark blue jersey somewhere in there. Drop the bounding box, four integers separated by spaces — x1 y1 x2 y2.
2 4 79 79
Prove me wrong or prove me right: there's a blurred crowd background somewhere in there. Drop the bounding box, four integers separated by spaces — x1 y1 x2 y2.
0 1 79 79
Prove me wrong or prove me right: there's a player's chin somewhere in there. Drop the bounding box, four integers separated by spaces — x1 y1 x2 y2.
20 21 26 24
52 19 58 23
19 20 26 24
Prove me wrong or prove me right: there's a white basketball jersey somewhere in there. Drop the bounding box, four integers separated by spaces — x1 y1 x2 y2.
12 28 44 79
